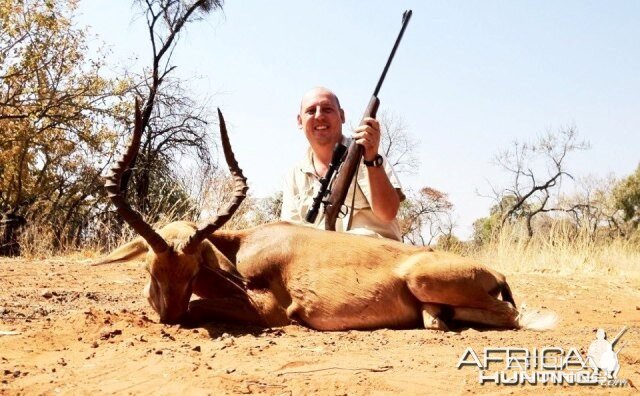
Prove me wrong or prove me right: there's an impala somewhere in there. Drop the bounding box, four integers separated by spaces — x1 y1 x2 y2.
97 105 556 331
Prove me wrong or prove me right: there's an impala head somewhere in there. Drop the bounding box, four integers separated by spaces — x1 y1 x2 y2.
95 101 247 324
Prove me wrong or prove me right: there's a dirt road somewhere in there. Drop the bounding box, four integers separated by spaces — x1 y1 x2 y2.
1 258 638 394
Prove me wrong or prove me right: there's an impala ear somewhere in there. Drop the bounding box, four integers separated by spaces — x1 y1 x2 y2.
92 237 149 265
199 240 221 271
199 239 237 274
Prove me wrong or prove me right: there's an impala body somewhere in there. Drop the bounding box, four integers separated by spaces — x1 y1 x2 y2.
97 105 556 331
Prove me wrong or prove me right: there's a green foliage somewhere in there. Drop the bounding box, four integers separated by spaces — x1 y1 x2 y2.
472 195 529 246
490 194 531 220
613 164 640 230
0 0 130 250
0 0 223 255
472 216 496 246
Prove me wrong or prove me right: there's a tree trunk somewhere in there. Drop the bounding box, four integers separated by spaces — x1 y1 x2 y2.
0 213 26 256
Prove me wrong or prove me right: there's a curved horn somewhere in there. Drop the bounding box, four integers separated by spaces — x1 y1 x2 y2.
104 100 168 254
183 108 248 254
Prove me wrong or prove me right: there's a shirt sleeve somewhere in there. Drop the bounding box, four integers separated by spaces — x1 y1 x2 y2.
280 166 301 222
381 152 406 202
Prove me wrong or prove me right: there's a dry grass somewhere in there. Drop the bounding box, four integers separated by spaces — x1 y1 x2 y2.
15 183 199 260
13 211 640 280
470 222 640 278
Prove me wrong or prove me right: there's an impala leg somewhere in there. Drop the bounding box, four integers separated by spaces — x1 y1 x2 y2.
449 306 518 328
187 289 290 327
402 253 519 329
422 303 450 331
187 296 265 326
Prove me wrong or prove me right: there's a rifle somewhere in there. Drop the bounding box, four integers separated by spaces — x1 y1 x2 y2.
610 326 628 348
304 10 413 230
305 143 347 223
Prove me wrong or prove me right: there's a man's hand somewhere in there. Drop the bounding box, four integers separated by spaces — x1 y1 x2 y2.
352 117 381 162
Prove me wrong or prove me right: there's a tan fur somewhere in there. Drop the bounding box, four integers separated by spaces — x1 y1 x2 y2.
98 220 557 330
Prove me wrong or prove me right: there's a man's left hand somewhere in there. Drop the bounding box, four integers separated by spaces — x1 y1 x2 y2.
353 117 381 162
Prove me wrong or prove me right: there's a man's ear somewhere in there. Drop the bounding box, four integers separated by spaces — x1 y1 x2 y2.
339 108 345 123
297 114 303 129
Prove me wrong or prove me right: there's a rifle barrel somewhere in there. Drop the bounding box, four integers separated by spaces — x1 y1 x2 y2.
373 9 412 97
611 326 628 347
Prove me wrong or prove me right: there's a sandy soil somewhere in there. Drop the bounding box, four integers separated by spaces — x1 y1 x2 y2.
0 258 638 395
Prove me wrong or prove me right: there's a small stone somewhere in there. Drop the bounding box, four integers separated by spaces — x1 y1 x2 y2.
91 341 99 348
41 291 53 299
155 349 163 355
192 346 201 352
226 368 235 374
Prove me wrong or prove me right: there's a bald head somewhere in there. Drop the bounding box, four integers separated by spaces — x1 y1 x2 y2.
300 87 341 112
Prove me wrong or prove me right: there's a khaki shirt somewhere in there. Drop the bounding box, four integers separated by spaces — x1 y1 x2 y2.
281 137 404 240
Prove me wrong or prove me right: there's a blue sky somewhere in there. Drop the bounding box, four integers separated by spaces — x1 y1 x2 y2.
78 1 640 238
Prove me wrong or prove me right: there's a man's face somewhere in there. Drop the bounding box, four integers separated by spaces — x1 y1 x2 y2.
297 89 345 148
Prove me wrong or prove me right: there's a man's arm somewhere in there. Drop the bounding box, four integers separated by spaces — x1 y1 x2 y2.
353 117 401 223
365 166 400 222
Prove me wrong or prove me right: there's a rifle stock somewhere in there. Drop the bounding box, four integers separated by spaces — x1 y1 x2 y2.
324 96 379 230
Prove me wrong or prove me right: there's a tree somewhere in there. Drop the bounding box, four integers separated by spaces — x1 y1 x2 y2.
487 127 589 238
0 0 128 252
434 232 464 252
378 110 452 246
612 164 640 233
127 78 215 219
557 175 621 240
398 187 453 246
122 0 223 219
471 194 530 245
378 110 419 175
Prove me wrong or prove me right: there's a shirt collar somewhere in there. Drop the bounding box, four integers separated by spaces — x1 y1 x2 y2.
299 135 352 176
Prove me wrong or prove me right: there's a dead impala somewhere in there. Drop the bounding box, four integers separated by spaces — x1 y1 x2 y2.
96 105 557 331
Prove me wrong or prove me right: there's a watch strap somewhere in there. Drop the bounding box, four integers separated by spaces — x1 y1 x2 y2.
363 154 383 168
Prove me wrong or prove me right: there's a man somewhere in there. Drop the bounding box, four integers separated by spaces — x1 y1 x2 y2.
281 87 405 240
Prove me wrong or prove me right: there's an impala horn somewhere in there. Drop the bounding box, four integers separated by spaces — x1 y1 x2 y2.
183 108 248 254
104 100 169 253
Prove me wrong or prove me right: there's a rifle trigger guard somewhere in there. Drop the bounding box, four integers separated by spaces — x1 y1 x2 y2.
339 204 349 219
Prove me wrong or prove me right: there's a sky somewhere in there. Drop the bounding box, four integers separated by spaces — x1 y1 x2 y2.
77 1 640 239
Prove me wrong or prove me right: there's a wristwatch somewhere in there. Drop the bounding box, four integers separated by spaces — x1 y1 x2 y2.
363 154 383 168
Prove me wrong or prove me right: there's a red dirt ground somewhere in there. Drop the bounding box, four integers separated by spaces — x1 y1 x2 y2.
1 258 638 395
